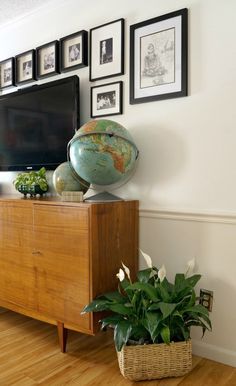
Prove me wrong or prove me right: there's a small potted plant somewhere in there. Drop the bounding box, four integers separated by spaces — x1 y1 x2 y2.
13 167 48 197
82 251 211 381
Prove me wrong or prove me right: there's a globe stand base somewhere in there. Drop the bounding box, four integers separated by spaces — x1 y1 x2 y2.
84 191 123 202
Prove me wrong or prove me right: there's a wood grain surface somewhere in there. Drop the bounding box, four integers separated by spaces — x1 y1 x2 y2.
0 308 235 385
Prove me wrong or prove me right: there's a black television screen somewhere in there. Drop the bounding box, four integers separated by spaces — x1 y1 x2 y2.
0 76 79 171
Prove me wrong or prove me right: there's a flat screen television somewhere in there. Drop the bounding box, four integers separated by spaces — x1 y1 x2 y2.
0 76 79 171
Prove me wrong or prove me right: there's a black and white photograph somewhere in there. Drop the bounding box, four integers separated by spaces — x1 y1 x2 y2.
60 30 88 72
130 9 188 104
15 50 36 85
0 57 15 89
91 81 123 118
100 38 113 64
90 18 124 81
44 52 54 69
97 91 116 110
69 43 80 62
36 40 59 79
23 60 32 77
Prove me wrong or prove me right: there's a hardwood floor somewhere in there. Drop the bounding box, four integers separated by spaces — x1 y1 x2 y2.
0 308 235 385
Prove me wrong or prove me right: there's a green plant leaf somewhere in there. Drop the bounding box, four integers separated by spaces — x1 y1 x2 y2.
114 320 132 351
81 299 110 313
183 304 209 316
101 291 127 303
175 273 185 287
100 315 124 330
156 283 171 302
185 274 201 288
126 282 159 302
147 303 161 311
159 302 177 319
109 303 133 315
145 311 162 342
137 268 153 283
160 326 170 344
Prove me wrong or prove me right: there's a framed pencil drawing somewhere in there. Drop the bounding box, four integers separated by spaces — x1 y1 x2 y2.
60 30 88 72
36 40 60 79
130 8 188 104
91 81 123 118
15 49 36 86
90 18 124 81
0 58 15 89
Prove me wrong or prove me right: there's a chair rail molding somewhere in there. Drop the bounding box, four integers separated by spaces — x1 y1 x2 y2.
139 208 236 225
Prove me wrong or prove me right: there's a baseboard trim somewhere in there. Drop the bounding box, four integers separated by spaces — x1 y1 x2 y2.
192 339 236 367
139 209 236 225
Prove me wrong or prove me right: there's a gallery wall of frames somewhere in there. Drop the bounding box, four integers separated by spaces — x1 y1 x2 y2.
0 9 188 118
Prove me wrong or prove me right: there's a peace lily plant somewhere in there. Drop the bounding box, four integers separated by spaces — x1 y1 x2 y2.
82 251 211 352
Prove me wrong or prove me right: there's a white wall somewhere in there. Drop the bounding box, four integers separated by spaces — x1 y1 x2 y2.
0 0 236 367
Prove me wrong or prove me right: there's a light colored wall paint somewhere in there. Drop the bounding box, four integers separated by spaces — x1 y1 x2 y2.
0 0 236 366
140 211 236 366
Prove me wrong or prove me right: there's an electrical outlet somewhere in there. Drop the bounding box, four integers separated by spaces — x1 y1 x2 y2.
199 289 213 312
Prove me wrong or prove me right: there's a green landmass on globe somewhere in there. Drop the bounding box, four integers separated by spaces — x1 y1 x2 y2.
68 119 139 187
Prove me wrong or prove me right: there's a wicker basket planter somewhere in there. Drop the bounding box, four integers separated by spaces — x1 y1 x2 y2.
117 340 192 381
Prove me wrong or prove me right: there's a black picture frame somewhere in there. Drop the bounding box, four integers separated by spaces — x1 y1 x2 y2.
91 81 123 118
15 49 36 86
60 30 88 72
0 57 15 90
90 18 124 82
130 8 188 104
36 40 60 79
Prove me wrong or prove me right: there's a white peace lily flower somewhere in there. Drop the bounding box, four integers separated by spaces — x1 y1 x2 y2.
116 268 125 282
158 265 166 282
121 262 131 280
140 249 153 268
185 258 195 277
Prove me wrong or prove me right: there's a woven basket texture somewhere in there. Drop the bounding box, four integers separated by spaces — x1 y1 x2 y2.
117 340 192 381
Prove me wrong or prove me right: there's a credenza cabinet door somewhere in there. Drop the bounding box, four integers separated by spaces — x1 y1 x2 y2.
0 203 37 310
32 204 91 331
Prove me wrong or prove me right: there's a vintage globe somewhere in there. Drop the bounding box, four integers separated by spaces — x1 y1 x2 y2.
68 119 139 187
52 161 90 195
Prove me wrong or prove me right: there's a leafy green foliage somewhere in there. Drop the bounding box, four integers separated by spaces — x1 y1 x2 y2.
81 264 211 352
13 167 48 191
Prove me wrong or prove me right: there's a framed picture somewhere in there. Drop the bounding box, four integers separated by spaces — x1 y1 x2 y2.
15 49 36 86
130 8 188 104
36 40 60 79
90 18 124 81
91 81 123 118
60 30 88 72
0 57 15 89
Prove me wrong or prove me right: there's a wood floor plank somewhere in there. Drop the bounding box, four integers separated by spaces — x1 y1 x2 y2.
0 309 235 385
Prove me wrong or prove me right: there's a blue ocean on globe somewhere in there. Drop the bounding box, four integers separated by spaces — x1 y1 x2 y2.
68 119 139 187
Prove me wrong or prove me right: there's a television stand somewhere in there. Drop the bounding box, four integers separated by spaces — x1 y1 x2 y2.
0 197 138 352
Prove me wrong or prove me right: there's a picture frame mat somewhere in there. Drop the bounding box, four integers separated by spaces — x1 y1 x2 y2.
17 52 33 81
38 45 56 75
63 35 83 68
134 15 182 99
0 60 13 87
92 81 122 117
90 19 123 80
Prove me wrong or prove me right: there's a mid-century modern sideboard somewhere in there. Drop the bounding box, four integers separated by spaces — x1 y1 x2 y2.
0 197 139 352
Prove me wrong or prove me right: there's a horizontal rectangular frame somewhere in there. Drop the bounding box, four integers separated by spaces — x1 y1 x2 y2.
91 81 123 118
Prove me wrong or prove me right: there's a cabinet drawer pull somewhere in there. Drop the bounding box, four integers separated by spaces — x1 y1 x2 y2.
32 251 42 255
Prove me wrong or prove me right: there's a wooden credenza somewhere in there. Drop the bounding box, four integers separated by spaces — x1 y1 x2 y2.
0 197 138 351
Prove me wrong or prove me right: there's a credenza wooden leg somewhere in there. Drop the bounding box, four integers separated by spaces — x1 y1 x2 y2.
57 321 68 353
